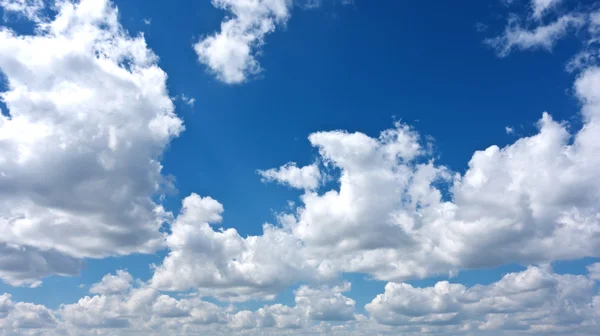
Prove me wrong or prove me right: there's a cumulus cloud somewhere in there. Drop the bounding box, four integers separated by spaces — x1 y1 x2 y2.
2 268 600 335
194 0 293 84
0 293 58 331
0 0 182 286
89 270 133 295
152 68 600 296
150 193 312 301
366 266 600 334
258 162 322 190
1 271 357 335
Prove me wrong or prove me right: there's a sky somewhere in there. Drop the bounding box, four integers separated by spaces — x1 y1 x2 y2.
0 0 600 335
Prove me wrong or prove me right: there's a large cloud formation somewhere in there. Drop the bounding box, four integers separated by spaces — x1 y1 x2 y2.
0 0 183 286
0 0 599 334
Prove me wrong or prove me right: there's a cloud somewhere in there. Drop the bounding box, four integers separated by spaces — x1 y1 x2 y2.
588 263 600 281
0 293 58 330
194 0 293 84
258 162 322 190
152 69 600 297
0 0 43 21
1 267 599 335
179 94 196 107
0 270 357 335
0 0 183 286
486 13 585 57
0 243 81 287
531 0 564 20
366 266 599 334
89 270 133 295
150 193 313 301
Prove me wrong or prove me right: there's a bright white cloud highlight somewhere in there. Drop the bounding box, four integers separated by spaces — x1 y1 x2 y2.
194 0 293 84
258 162 322 190
0 0 183 286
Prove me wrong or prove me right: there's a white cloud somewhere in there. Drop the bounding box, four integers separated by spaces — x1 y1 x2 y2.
531 0 564 20
152 74 600 297
366 266 599 334
588 262 600 281
0 0 43 21
258 162 322 190
0 293 58 331
2 268 599 335
0 271 358 335
0 0 183 286
505 126 514 134
194 0 293 84
150 193 313 301
486 13 585 57
89 270 133 295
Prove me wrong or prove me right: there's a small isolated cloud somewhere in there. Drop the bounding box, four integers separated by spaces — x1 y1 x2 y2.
143 18 151 25
258 162 322 190
505 126 515 134
194 0 293 84
180 94 196 107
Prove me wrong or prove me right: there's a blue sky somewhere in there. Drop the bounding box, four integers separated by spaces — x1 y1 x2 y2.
0 0 600 334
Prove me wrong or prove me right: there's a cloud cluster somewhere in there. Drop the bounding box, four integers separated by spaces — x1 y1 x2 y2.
0 0 183 286
2 266 599 335
0 270 359 335
366 266 600 334
194 0 293 84
0 0 599 334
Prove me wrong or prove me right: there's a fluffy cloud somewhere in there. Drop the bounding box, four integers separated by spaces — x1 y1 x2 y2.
194 0 293 84
0 293 58 331
0 271 356 335
89 270 133 295
0 0 183 285
366 266 600 335
589 263 600 281
2 267 599 335
150 193 312 301
152 63 600 298
258 162 322 190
